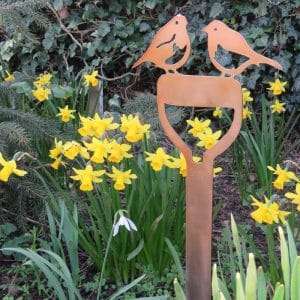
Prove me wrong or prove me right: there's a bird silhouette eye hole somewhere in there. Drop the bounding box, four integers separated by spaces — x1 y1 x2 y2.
214 28 217 31
175 21 179 25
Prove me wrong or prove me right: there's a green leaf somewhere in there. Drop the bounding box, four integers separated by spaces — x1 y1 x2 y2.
174 278 186 300
51 85 74 99
231 214 245 283
145 0 157 9
139 22 151 33
257 267 267 300
212 264 220 300
97 22 111 37
127 239 144 261
165 238 184 284
10 81 32 95
245 253 257 300
209 2 224 18
109 274 145 300
273 284 284 300
0 223 16 238
279 227 290 300
286 223 297 269
290 257 300 300
0 248 67 300
236 273 245 300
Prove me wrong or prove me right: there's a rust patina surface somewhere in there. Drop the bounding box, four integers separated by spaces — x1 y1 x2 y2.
133 15 282 300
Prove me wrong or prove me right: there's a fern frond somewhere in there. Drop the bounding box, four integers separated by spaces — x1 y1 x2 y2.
0 0 49 40
0 107 68 140
0 121 31 149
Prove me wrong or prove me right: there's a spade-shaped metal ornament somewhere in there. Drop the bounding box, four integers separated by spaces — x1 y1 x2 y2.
133 15 282 300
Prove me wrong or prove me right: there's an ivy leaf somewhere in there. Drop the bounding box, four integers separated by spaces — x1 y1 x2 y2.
145 0 157 9
51 85 74 99
96 22 111 37
0 223 17 239
255 35 269 47
209 2 223 18
11 81 32 95
139 22 151 33
53 0 64 10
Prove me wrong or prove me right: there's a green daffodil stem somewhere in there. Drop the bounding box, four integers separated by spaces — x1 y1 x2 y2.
96 213 117 300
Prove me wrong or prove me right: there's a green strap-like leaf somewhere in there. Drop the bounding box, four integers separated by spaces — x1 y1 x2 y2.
257 266 267 300
290 257 300 300
212 264 220 300
272 284 284 300
245 253 257 300
109 274 146 300
236 273 245 300
279 227 290 300
174 278 186 300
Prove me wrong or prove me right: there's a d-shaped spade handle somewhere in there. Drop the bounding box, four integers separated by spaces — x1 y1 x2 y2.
157 74 242 300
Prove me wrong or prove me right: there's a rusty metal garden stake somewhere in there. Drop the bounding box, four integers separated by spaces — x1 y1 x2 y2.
133 15 282 300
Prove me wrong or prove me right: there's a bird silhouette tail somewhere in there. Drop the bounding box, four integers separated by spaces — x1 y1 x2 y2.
257 54 283 71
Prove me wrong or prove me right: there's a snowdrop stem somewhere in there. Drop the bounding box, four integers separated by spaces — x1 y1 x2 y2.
96 212 118 300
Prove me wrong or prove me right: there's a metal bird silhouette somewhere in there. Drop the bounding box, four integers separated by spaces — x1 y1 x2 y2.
202 20 283 76
132 14 191 73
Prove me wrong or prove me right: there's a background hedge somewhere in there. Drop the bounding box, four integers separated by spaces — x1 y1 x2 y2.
0 0 299 106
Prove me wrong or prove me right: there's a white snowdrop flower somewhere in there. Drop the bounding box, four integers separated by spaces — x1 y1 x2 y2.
113 213 137 237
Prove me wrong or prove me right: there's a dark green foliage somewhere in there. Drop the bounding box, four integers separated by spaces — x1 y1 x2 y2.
0 0 49 41
0 0 299 106
0 107 66 141
0 85 68 228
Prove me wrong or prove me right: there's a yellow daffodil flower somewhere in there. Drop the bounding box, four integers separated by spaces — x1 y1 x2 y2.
242 88 253 105
4 71 15 82
70 164 105 191
268 164 299 190
171 153 222 177
49 139 64 159
250 195 290 224
171 153 201 177
186 117 211 137
50 157 64 170
77 115 94 137
107 166 137 191
213 167 223 177
270 99 285 114
49 139 65 169
197 128 222 150
34 73 52 87
63 141 89 160
0 153 27 182
57 105 76 123
285 183 300 211
120 114 150 143
107 140 133 163
84 70 99 87
267 79 287 96
213 107 223 118
78 114 118 138
242 106 253 120
84 138 111 163
145 147 174 172
32 86 51 102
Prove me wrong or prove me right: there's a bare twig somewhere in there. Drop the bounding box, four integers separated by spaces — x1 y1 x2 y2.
47 3 83 51
1 208 45 227
284 160 300 171
98 64 138 81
